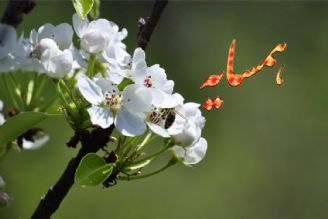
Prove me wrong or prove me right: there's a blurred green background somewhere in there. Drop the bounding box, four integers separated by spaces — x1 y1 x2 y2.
1 1 328 219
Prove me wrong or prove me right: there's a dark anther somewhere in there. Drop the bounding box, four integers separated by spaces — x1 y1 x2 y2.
103 151 117 163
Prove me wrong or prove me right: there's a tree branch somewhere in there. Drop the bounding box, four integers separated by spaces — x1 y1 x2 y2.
31 126 114 219
31 0 168 218
136 0 168 50
1 0 36 28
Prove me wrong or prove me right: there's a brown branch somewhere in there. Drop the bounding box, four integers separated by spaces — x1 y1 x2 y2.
136 0 168 50
31 126 114 219
1 0 36 28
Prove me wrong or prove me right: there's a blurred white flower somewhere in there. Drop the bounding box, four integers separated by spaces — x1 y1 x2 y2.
0 23 17 73
22 135 50 150
171 137 207 165
30 23 73 51
0 23 16 59
41 46 73 78
77 75 152 136
0 100 5 126
26 23 74 77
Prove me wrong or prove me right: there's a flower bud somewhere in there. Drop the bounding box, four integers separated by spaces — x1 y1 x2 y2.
0 192 9 208
33 38 58 58
81 30 109 54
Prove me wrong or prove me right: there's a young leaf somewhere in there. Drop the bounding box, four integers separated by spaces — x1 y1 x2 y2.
89 0 100 19
0 112 57 147
72 0 94 20
75 153 113 186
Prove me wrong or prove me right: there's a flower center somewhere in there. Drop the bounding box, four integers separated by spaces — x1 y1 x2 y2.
148 107 169 125
144 76 154 88
103 90 122 111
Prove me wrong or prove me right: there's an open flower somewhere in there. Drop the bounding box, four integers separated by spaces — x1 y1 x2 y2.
126 48 174 94
30 23 73 51
168 102 205 146
145 93 184 137
77 75 152 136
168 102 207 165
72 14 130 67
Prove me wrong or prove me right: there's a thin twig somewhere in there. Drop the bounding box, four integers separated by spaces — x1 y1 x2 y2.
136 0 168 50
1 0 36 28
31 126 114 219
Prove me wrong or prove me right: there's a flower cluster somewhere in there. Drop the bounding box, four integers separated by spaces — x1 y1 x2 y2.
0 14 207 165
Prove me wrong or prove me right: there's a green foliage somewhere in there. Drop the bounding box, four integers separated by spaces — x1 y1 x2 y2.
72 0 94 20
118 78 134 91
89 0 100 19
75 153 113 186
0 112 56 148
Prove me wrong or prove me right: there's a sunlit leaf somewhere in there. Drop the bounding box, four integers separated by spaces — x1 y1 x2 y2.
75 153 113 186
72 0 94 20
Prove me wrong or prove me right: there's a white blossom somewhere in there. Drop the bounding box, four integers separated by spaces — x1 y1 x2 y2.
72 14 130 67
22 135 50 150
0 23 16 59
77 74 152 136
168 102 207 165
0 100 4 126
0 23 17 73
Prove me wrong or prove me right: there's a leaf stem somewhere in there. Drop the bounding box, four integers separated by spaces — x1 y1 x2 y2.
87 54 97 77
118 157 178 181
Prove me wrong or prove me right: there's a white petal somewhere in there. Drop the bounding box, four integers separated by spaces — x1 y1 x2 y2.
182 138 208 165
22 135 50 150
38 23 55 40
122 84 152 115
94 74 118 93
132 48 147 79
72 13 89 38
87 105 113 128
156 93 184 109
42 49 73 78
115 108 146 137
53 23 73 50
81 30 109 54
0 100 3 111
167 115 185 135
77 75 103 105
146 122 170 138
171 122 201 147
0 114 5 126
0 23 17 59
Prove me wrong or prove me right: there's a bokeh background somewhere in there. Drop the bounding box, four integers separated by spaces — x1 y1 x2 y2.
1 1 328 218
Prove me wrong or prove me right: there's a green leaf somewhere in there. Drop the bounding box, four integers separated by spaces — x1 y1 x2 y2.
72 0 94 20
89 0 100 19
75 153 113 186
0 112 57 147
118 78 134 91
